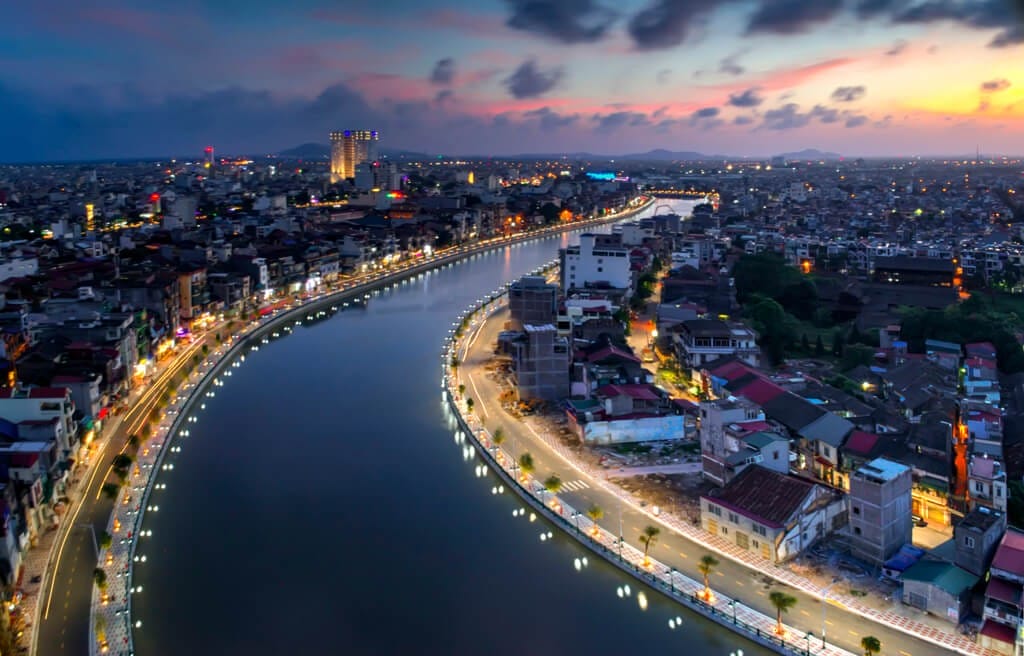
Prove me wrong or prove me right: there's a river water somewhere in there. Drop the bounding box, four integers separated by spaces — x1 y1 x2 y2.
133 199 767 655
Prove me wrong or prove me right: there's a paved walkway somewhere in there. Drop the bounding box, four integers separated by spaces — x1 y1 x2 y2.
456 294 996 656
606 462 702 477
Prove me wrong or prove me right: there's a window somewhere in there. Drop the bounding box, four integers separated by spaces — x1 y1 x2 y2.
753 525 767 537
852 506 860 515
728 512 739 524
772 451 780 460
853 527 861 535
708 504 722 517
752 539 760 549
721 526 729 535
822 445 831 458
597 267 603 272
964 536 975 549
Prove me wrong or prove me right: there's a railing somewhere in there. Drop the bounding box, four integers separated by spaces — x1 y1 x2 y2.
441 282 855 656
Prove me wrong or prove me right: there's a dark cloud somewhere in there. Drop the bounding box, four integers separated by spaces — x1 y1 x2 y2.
434 89 455 104
595 111 650 130
891 0 1024 49
746 0 843 34
728 88 763 107
981 78 1012 92
628 0 722 50
886 39 908 55
719 51 746 75
844 114 870 128
831 85 866 102
693 107 720 118
505 0 616 43
761 103 811 130
430 58 456 85
812 105 840 123
524 106 580 130
503 60 564 98
853 0 906 18
733 115 755 125
689 106 722 128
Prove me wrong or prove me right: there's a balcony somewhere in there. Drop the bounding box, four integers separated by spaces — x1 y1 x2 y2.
983 602 1022 627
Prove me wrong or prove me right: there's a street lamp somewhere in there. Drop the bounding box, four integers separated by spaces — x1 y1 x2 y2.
727 599 737 624
805 632 813 656
571 511 580 533
669 567 676 594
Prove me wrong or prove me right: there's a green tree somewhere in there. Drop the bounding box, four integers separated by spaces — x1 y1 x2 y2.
542 474 563 497
841 344 876 371
465 397 474 413
861 636 881 656
848 323 863 345
832 328 845 357
586 504 604 536
101 483 120 499
93 568 107 591
99 531 112 550
769 591 797 635
491 427 505 447
112 454 134 472
127 434 140 451
746 295 796 365
639 525 660 566
814 334 826 357
800 334 810 352
518 452 535 477
697 554 719 600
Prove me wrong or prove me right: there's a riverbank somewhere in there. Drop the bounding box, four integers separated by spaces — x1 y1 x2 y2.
442 288 857 656
84 197 658 655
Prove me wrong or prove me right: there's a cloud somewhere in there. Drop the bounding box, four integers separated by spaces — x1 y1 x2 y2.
505 0 616 43
595 111 650 130
430 58 456 85
891 0 1024 49
434 89 455 104
719 51 746 75
524 106 580 130
733 115 755 125
760 103 857 130
886 39 908 56
628 0 723 50
728 88 763 107
981 78 1012 93
503 60 564 98
831 85 866 102
693 107 720 118
991 25 1024 48
689 106 723 128
745 0 843 34
845 114 869 128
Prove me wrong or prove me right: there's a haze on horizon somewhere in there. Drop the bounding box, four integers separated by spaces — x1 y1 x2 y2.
3 0 1024 162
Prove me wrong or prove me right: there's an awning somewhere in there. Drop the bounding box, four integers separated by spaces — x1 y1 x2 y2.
814 455 835 468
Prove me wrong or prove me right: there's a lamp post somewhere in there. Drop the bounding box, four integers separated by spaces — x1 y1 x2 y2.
669 568 676 594
805 632 813 656
571 511 580 534
728 600 737 624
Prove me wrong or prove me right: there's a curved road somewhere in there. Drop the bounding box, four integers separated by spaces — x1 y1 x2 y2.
461 303 942 656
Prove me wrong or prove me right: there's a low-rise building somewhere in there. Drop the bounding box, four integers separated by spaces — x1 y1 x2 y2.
670 319 759 370
900 559 978 624
511 324 570 401
848 458 912 566
700 465 845 564
981 528 1024 655
955 507 1006 577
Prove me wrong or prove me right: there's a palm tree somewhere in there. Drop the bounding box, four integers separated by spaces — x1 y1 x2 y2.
697 554 719 600
769 591 797 635
586 504 604 536
465 397 474 413
492 427 505 447
101 483 119 500
639 525 660 567
518 452 535 480
861 636 881 656
542 474 562 503
93 568 107 591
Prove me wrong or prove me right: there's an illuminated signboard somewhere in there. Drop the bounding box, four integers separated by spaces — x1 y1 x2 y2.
586 172 616 181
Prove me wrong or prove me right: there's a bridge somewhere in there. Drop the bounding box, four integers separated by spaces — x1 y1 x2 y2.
646 190 720 210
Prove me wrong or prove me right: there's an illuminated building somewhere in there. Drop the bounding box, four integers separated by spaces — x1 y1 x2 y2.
204 145 214 169
330 130 379 182
85 203 95 233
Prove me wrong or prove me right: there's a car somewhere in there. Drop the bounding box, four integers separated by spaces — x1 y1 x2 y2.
912 514 927 527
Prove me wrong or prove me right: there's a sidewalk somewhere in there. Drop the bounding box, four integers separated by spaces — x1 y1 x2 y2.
459 292 996 656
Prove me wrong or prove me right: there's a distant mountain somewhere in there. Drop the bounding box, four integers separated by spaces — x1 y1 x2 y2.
775 148 842 160
277 143 329 159
617 149 728 161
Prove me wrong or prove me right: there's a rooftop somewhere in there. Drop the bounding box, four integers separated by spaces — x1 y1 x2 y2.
855 457 910 483
902 560 977 595
703 465 815 529
992 527 1024 576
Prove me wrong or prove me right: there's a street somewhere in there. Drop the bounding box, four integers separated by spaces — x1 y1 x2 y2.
460 303 943 656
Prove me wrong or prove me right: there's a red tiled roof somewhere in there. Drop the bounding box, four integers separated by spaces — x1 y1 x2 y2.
845 430 880 457
728 420 772 434
28 387 69 399
708 360 754 382
965 356 997 370
595 384 661 401
992 528 1024 576
702 466 815 529
734 378 785 405
980 620 1016 644
586 345 640 364
9 453 39 468
986 578 1022 606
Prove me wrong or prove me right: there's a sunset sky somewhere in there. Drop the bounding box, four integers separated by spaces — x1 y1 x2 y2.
3 0 1024 160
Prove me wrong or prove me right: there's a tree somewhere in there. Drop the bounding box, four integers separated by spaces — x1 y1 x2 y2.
457 383 466 396
800 334 810 352
93 568 107 591
848 323 863 345
112 454 134 472
769 591 797 635
201 344 209 356
542 474 563 497
491 427 505 447
832 328 845 357
814 334 826 357
127 434 140 451
99 531 112 550
465 397 474 413
101 483 120 499
697 554 719 600
639 525 660 567
518 452 535 477
861 636 881 656
586 504 604 536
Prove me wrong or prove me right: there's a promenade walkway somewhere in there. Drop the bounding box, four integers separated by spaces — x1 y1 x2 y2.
452 290 994 656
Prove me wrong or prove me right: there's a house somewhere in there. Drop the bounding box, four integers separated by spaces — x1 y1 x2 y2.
700 465 846 564
900 559 978 624
848 458 913 566
981 528 1024 655
510 325 570 402
955 508 1006 577
509 275 558 328
567 383 686 444
670 319 759 370
969 456 1008 513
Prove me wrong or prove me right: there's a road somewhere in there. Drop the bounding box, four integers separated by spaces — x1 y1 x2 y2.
461 304 940 656
34 332 212 656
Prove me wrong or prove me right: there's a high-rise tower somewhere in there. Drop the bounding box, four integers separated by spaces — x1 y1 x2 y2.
330 130 379 182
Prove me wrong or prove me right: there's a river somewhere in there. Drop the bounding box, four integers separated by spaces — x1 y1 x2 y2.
132 199 767 655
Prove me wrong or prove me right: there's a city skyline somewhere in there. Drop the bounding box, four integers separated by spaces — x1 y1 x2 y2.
2 0 1024 161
